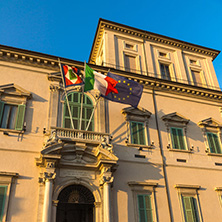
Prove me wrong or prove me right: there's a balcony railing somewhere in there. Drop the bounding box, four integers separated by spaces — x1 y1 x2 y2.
51 127 110 144
102 62 221 91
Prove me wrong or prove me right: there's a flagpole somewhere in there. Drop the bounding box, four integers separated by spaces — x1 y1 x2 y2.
85 94 101 131
79 61 85 130
58 58 75 130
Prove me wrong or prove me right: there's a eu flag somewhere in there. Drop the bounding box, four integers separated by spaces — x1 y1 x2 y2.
103 72 143 107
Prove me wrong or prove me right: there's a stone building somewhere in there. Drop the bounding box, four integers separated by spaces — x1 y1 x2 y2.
0 18 222 222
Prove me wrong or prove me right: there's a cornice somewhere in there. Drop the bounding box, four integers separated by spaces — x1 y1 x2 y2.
0 44 221 102
0 45 84 72
89 19 220 64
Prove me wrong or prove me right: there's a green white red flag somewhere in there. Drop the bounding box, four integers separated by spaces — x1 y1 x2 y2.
84 64 118 96
61 64 83 87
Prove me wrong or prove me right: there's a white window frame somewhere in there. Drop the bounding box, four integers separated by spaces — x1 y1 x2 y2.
128 181 158 222
122 107 152 148
123 52 141 74
198 118 222 156
189 67 206 87
0 172 18 222
0 84 31 134
175 184 203 222
162 113 191 152
215 187 222 208
123 40 138 52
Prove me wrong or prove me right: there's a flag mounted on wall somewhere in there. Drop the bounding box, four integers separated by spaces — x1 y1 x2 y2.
61 64 83 87
103 72 143 107
84 64 118 96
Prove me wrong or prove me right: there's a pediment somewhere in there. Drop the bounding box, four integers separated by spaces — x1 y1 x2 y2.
38 141 118 167
0 83 31 98
198 117 222 128
121 106 152 118
161 112 189 124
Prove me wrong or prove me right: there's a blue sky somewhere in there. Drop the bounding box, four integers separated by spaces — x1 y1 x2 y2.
1 0 222 87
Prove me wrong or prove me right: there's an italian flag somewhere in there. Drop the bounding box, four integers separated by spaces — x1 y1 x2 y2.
62 64 83 87
84 64 118 96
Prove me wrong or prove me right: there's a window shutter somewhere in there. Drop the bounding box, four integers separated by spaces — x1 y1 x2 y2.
138 123 145 145
183 196 198 222
0 101 4 125
138 195 146 222
177 128 185 150
15 104 26 130
207 133 216 153
138 195 153 222
212 133 221 154
171 128 179 149
144 195 153 222
0 186 7 221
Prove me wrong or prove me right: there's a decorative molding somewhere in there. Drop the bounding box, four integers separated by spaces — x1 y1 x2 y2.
198 117 222 129
0 83 32 98
174 184 200 189
128 181 158 187
89 19 220 64
162 112 190 125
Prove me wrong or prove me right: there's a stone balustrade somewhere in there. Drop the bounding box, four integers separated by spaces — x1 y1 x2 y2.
50 127 110 144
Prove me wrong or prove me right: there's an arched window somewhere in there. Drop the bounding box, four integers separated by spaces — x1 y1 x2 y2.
63 92 94 131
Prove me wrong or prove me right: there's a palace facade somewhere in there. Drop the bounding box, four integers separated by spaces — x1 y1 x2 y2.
0 19 222 222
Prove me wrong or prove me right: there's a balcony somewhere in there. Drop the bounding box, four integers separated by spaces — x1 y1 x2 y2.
50 126 110 144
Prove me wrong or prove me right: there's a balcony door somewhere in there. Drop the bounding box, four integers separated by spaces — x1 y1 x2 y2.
63 92 94 131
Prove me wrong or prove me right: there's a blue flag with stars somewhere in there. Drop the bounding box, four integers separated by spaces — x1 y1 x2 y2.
103 72 143 107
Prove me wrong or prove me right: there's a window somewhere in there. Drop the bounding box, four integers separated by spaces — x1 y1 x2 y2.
122 107 152 147
130 121 146 145
126 43 134 50
0 84 30 132
0 186 7 222
170 127 186 150
137 194 153 222
206 132 221 154
215 187 222 207
0 172 18 222
159 52 167 58
63 92 94 131
198 118 222 155
160 63 171 80
191 70 203 87
182 196 199 222
175 184 202 222
128 181 158 222
124 54 136 72
162 112 190 151
0 102 25 130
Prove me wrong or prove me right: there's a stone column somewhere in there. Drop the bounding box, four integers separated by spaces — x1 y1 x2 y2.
103 180 112 222
42 172 56 222
100 166 113 222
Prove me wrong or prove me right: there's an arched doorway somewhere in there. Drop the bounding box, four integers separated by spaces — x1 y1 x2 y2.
56 185 95 222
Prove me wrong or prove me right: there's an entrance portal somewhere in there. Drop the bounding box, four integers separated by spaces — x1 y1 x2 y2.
56 185 95 222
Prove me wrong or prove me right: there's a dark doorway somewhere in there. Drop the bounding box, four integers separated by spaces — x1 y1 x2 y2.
56 185 95 222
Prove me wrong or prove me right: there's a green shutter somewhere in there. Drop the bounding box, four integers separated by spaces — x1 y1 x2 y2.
183 196 198 222
0 186 7 221
171 128 179 149
171 127 185 150
207 132 221 153
0 101 4 126
15 104 26 130
213 133 221 154
177 128 185 150
138 194 153 222
130 122 145 145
